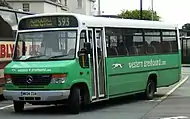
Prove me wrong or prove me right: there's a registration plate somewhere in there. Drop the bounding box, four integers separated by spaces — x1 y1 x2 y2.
21 92 37 97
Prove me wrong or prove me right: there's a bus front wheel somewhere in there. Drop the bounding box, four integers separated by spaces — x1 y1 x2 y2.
68 87 81 114
144 80 156 100
13 101 24 113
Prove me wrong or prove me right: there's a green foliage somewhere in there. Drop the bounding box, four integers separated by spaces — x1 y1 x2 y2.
118 9 161 21
182 23 190 30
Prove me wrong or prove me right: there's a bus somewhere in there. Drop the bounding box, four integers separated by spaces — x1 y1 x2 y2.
3 13 181 114
0 7 34 96
180 36 190 64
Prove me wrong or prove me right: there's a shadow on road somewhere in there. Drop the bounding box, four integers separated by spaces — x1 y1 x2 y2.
10 93 165 116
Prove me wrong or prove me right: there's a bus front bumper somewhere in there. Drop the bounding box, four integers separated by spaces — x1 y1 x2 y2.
3 90 70 101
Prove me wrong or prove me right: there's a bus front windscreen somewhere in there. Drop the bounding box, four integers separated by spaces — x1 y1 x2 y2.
13 30 77 61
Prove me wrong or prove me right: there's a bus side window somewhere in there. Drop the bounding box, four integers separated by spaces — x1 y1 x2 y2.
78 30 89 68
79 30 87 50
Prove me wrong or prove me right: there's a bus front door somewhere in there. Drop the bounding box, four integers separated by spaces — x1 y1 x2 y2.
88 28 106 100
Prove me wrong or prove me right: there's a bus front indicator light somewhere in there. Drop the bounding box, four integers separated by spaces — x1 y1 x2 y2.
51 74 67 84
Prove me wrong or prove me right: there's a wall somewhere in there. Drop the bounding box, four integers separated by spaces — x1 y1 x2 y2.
7 0 94 15
7 2 44 13
7 0 67 13
43 2 66 13
67 0 94 15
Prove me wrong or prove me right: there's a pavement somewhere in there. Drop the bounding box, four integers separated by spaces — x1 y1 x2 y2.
143 78 190 118
0 67 189 119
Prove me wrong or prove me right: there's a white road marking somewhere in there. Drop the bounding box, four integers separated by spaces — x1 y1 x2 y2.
148 99 162 102
182 73 190 75
0 104 13 110
159 76 189 101
24 105 51 109
0 104 53 110
160 116 188 119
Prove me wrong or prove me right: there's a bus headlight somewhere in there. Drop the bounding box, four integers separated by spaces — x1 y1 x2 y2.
4 74 12 84
51 74 67 84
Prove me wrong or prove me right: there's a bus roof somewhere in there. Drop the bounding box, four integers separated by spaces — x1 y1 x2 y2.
19 13 178 30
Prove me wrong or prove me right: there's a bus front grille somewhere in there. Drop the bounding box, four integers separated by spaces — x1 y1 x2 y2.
11 74 51 86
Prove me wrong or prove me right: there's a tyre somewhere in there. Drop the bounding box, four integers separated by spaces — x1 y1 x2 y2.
144 80 156 100
68 87 81 114
13 101 24 113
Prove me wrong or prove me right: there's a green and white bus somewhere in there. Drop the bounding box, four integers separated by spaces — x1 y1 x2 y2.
3 13 181 114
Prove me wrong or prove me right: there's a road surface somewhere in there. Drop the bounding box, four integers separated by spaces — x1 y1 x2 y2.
0 67 189 119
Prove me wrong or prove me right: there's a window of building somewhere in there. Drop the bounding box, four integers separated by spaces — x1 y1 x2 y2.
22 3 30 12
64 0 67 6
77 0 82 8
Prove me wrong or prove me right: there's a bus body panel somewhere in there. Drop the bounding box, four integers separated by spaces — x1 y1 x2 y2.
4 60 92 101
5 60 90 88
106 54 180 96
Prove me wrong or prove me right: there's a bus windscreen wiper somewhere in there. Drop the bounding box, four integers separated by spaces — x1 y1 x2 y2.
49 54 68 59
25 55 47 60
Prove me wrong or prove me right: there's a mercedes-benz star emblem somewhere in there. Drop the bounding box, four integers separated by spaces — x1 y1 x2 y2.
26 75 33 84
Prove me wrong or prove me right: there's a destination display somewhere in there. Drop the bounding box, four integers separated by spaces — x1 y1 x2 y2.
18 15 78 30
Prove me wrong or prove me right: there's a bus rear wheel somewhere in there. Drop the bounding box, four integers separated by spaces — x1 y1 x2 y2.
68 87 81 114
13 101 24 113
144 80 156 100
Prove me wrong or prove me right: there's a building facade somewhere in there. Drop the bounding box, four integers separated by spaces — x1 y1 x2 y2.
6 0 96 15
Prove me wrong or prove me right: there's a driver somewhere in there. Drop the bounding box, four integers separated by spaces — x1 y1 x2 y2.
39 32 58 55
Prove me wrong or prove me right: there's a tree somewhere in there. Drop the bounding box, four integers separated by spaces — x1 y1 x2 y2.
182 23 190 36
182 23 190 31
118 9 161 21
0 0 12 9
